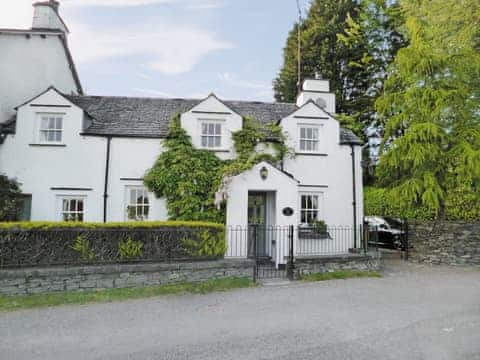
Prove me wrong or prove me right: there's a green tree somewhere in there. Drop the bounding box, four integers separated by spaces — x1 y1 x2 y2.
274 0 360 109
376 0 480 218
0 174 22 221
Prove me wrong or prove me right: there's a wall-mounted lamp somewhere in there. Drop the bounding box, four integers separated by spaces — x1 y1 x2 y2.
260 166 268 180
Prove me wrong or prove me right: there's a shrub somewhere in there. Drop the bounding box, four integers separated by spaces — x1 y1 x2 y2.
0 174 22 221
0 221 225 268
183 230 227 257
72 236 97 262
364 186 480 220
118 238 144 260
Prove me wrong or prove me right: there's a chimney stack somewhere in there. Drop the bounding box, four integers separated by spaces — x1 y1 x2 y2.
32 1 69 33
296 78 336 113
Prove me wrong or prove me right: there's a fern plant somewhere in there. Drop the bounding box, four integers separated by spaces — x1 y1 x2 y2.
183 230 226 257
72 236 97 262
118 238 144 260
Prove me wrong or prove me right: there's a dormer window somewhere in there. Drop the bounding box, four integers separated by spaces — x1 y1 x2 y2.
299 126 319 152
39 114 63 143
201 121 222 149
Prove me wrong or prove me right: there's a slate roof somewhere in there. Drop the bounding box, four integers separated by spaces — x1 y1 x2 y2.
63 94 361 144
0 92 362 145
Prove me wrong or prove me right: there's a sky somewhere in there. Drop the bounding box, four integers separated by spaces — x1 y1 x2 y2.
0 0 310 101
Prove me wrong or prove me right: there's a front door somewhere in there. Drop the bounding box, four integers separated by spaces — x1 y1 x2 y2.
248 192 267 257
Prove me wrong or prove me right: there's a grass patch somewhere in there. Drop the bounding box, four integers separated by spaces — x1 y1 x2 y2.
0 277 254 313
299 270 382 282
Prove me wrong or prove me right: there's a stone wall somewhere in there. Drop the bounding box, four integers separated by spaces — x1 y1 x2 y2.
294 253 382 277
0 259 254 296
408 221 480 266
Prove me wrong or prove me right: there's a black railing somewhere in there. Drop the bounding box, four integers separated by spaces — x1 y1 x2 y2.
296 225 364 256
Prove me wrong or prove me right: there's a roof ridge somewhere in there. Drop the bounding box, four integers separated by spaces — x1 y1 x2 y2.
66 93 297 106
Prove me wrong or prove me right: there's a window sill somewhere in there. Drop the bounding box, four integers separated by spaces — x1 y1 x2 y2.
201 148 230 153
295 152 327 156
29 143 66 147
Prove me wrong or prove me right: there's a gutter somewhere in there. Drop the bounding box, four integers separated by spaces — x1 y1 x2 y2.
103 136 112 223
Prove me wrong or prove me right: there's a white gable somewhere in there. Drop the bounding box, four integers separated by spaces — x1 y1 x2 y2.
181 94 243 160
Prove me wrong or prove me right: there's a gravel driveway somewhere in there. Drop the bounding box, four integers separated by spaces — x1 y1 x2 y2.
1 259 479 360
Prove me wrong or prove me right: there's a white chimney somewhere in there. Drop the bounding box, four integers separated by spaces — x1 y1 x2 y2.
32 1 69 33
296 78 336 113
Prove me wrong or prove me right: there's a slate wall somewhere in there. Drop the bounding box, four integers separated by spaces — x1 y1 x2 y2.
0 259 254 296
408 221 480 266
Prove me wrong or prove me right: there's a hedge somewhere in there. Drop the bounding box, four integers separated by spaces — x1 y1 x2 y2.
364 187 480 220
0 221 226 268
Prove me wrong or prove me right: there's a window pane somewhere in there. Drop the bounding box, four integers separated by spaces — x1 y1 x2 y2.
47 131 55 142
215 123 221 135
306 141 312 151
130 189 137 204
312 128 318 140
208 123 214 134
306 195 312 209
307 128 313 139
312 140 318 151
311 195 318 209
63 199 69 212
214 136 221 147
40 131 48 142
301 211 306 224
300 140 306 150
300 128 306 138
54 131 62 142
301 195 306 209
201 123 208 135
48 117 56 129
201 136 207 147
77 200 84 212
208 136 214 147
41 117 49 129
77 213 84 222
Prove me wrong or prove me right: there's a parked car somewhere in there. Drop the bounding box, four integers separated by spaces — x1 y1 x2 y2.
365 216 406 249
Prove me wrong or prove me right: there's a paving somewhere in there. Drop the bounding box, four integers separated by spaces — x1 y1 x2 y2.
1 258 479 360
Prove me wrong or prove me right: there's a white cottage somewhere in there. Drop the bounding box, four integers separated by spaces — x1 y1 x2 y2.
0 1 363 266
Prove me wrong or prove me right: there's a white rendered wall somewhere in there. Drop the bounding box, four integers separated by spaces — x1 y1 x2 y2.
107 137 167 222
0 90 105 221
0 89 168 223
0 33 78 124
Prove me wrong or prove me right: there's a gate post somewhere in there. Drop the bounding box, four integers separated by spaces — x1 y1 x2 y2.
252 224 258 282
287 225 295 280
404 219 409 261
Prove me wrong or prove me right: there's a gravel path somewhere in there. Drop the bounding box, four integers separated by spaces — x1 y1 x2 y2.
1 259 479 360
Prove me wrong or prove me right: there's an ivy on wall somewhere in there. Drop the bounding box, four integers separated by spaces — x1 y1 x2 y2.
144 115 291 222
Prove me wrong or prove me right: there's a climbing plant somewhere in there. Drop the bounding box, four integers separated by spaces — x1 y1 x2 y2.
144 115 291 222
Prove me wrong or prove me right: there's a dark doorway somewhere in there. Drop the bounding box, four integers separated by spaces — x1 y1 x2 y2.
248 192 267 257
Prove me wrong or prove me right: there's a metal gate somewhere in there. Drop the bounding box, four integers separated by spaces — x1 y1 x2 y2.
250 225 295 281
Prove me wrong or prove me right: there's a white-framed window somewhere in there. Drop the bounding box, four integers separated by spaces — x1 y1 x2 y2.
201 121 222 148
60 196 85 222
300 194 319 224
38 113 64 143
126 186 150 221
299 126 319 152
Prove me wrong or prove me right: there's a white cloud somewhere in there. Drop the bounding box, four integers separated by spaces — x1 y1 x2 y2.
63 0 223 9
0 0 223 28
0 1 33 28
69 22 233 75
